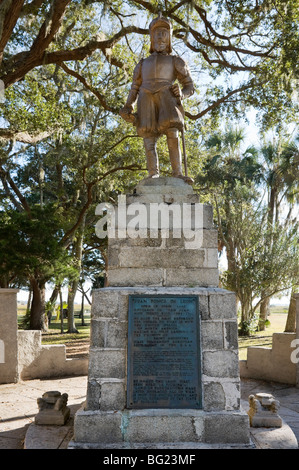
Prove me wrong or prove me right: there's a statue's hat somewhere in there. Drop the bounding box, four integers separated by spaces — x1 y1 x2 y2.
149 12 172 53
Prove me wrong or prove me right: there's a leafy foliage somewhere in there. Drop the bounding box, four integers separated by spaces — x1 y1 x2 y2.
0 1 298 331
196 126 299 334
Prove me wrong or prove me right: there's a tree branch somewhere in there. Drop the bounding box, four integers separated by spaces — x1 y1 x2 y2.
172 13 274 58
0 170 24 211
185 81 262 120
61 164 142 246
176 36 258 72
0 165 32 216
30 0 71 56
20 0 45 16
0 129 54 143
59 62 118 113
0 0 25 66
2 24 148 87
167 0 189 15
1 0 71 86
131 0 275 55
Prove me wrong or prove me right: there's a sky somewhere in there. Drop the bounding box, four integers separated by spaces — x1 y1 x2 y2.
12 8 295 309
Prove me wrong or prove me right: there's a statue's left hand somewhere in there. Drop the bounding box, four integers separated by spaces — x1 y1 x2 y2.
119 107 137 125
170 83 182 100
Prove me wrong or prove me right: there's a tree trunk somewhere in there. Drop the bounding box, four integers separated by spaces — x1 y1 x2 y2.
285 291 297 332
29 277 47 330
259 296 270 331
47 285 59 325
80 287 86 326
59 287 64 334
67 215 86 333
258 185 276 331
67 281 79 333
26 288 32 313
239 297 252 336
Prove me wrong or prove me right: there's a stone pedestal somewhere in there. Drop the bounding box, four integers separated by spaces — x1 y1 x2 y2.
71 178 250 447
106 178 219 288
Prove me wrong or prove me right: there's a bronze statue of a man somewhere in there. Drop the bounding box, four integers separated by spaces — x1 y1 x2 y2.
120 13 195 184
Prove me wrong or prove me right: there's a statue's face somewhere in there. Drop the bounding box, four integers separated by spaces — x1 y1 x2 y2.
152 27 170 53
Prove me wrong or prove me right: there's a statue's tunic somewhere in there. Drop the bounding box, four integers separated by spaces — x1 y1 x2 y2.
128 52 194 138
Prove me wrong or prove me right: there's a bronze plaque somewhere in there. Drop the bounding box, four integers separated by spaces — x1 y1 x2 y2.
127 295 202 409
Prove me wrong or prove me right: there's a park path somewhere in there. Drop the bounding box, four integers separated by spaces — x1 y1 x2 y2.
0 375 87 449
0 376 298 449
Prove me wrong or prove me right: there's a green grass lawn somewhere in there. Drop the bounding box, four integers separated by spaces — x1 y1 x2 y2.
238 306 289 360
17 304 91 346
18 304 289 359
41 320 91 345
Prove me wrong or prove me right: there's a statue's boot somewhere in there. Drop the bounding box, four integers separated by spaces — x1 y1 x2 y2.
166 128 193 184
144 137 159 178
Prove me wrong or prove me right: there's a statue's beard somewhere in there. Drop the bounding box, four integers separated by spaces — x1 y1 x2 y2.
154 43 168 53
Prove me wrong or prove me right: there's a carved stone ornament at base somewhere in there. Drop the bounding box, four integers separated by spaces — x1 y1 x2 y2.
35 391 70 426
247 392 282 428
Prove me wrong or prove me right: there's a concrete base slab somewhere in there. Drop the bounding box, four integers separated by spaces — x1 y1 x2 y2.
24 416 298 450
249 421 298 449
24 422 74 449
68 440 255 449
72 407 251 446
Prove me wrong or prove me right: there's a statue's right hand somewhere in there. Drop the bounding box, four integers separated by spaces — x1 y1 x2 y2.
119 107 137 125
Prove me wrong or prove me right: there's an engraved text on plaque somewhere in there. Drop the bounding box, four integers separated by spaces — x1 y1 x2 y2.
127 295 201 409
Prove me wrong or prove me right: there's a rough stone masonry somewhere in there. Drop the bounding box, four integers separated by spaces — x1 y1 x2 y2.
70 178 251 448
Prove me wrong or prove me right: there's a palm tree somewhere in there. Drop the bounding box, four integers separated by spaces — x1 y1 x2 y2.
196 125 298 335
258 134 299 330
196 126 263 332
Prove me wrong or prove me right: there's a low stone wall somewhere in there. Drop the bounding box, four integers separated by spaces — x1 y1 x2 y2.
0 288 88 384
18 330 88 380
0 289 19 383
240 332 297 385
